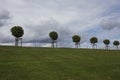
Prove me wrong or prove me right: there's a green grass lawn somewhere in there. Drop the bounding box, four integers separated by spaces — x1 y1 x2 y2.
0 46 120 80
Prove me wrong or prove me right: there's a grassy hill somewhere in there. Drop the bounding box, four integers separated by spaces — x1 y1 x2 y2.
0 46 120 80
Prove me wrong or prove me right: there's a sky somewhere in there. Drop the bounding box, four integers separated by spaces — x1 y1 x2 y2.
0 0 120 48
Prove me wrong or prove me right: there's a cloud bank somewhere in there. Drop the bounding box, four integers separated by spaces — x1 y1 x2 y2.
0 0 120 48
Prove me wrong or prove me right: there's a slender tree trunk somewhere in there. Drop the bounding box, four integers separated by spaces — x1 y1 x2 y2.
93 43 97 49
56 41 57 48
76 43 79 48
15 38 16 46
92 43 95 49
21 38 22 47
77 44 78 48
117 46 119 49
53 42 54 48
51 40 54 48
106 45 108 50
15 38 19 46
75 43 79 48
79 43 80 48
19 38 22 47
75 43 77 48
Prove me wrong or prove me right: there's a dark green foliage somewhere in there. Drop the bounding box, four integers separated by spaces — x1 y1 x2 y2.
72 35 81 48
49 31 58 41
90 37 98 48
11 26 24 38
72 35 80 43
49 31 58 48
103 39 110 49
0 46 120 80
113 40 120 49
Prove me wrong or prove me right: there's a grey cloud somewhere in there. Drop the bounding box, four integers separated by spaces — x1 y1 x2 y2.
0 21 5 27
0 10 10 27
1 0 120 48
0 10 10 19
101 17 120 30
23 0 116 9
23 19 73 45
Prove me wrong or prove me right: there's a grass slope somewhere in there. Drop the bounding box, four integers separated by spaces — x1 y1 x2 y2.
0 46 120 80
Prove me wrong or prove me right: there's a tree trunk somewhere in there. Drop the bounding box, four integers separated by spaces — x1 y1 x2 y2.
51 40 54 48
92 43 97 49
75 43 79 48
92 43 95 49
20 38 22 47
15 38 19 46
79 43 80 48
105 45 109 50
56 41 57 48
117 46 119 49
75 43 77 48
76 43 78 48
53 42 54 48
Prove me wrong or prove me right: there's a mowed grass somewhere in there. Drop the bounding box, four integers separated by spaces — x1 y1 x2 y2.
0 46 120 80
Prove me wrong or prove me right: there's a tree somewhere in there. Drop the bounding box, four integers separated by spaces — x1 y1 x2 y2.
90 37 98 48
11 26 24 46
72 35 81 48
103 39 110 50
113 40 119 49
49 31 58 48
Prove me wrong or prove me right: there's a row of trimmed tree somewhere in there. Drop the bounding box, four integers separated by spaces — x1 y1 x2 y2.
72 35 119 49
10 26 120 49
103 39 119 49
72 36 120 49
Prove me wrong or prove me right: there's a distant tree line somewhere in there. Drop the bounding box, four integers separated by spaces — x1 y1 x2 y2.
10 26 120 49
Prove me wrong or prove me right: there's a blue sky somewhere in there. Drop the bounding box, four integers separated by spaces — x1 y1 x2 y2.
0 0 120 48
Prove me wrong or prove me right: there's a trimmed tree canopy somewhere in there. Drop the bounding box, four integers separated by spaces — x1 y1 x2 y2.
113 40 119 48
90 37 98 44
103 39 110 49
49 31 58 41
11 26 24 38
103 39 110 45
72 35 81 43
